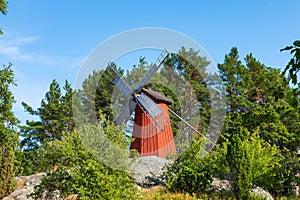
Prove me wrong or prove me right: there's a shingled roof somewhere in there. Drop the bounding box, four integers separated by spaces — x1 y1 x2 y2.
141 88 173 105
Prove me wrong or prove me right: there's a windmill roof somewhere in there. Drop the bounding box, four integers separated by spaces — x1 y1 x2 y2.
141 88 173 105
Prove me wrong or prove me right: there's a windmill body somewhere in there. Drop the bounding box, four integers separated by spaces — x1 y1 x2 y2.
130 89 176 157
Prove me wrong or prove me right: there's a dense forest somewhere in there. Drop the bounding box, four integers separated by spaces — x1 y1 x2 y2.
1 1 300 199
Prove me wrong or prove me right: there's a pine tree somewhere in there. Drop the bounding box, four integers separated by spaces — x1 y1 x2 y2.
21 80 74 150
61 80 75 133
165 47 211 132
74 63 123 125
20 80 74 175
218 47 248 112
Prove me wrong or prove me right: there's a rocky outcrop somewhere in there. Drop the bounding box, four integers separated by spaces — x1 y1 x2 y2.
3 156 275 200
2 173 64 200
129 156 173 187
3 173 47 200
3 156 171 199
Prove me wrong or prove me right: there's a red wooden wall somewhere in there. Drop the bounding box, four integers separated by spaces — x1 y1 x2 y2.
130 102 176 157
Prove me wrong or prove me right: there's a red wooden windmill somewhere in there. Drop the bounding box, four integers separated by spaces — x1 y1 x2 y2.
130 88 176 157
109 50 202 157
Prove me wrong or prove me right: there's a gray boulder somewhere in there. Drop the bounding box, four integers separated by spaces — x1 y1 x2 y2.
2 173 62 200
250 187 274 200
129 156 173 187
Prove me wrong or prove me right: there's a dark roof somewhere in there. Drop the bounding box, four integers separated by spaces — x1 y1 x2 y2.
141 88 173 105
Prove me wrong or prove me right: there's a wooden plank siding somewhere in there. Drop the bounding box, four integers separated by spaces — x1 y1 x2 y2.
130 101 176 157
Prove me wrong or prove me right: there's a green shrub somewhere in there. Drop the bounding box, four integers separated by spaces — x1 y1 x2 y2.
30 115 139 199
227 128 283 199
0 126 18 198
164 138 213 194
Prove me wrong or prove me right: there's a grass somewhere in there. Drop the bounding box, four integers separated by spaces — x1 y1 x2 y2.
140 189 299 200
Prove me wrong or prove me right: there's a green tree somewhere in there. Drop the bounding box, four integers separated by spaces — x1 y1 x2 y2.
164 47 211 134
0 0 7 35
218 47 248 112
241 101 299 151
19 80 74 175
281 40 300 85
0 64 18 198
74 63 124 125
125 56 149 86
217 47 299 197
21 80 74 150
0 0 7 14
218 48 289 113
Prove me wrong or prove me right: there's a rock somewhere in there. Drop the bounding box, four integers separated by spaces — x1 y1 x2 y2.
3 173 47 200
211 179 274 200
25 173 46 187
16 177 28 189
250 187 274 200
129 156 173 186
2 196 13 200
40 189 61 200
211 178 233 191
65 194 78 200
6 187 34 200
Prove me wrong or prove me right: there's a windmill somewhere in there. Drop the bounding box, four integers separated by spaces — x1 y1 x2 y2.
107 50 213 157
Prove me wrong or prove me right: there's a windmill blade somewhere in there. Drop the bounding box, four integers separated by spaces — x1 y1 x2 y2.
168 108 216 146
135 50 169 92
135 92 165 130
114 98 137 125
108 64 133 98
136 93 163 119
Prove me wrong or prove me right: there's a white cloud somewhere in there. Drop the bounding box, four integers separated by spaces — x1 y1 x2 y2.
0 34 54 64
16 36 40 44
4 35 40 45
0 34 84 69
0 33 85 124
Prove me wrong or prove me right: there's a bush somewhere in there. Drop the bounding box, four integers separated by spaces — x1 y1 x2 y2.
164 138 213 194
30 116 139 199
226 128 283 199
0 126 18 198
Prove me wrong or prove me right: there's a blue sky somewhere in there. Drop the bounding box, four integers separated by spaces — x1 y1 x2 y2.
0 0 299 124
